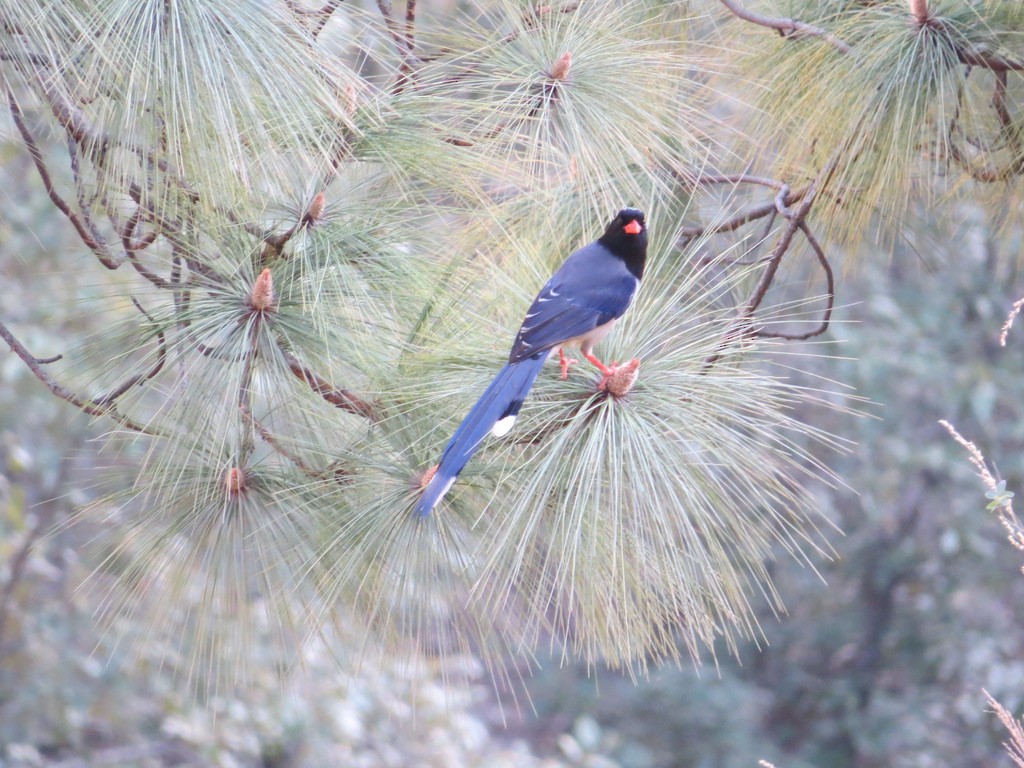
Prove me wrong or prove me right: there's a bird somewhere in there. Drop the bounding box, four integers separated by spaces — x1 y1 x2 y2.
414 208 648 517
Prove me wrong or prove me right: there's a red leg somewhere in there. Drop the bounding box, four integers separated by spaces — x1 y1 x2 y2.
558 348 578 380
583 351 612 376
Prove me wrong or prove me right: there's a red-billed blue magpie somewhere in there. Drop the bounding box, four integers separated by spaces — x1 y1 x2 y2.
415 208 647 517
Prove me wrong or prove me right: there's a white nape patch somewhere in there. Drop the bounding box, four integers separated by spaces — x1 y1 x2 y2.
491 415 516 437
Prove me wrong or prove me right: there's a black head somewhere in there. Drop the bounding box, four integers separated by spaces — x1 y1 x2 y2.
598 208 648 280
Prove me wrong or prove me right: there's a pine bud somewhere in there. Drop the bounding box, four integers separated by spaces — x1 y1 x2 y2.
344 83 358 116
599 358 640 398
908 0 928 23
249 268 276 313
225 467 246 496
549 51 572 81
306 191 325 225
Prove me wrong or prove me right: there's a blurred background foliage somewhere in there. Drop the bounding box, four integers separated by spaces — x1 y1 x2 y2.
2 0 1024 766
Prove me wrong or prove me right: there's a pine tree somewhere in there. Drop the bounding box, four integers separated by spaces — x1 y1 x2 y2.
2 0 1021 697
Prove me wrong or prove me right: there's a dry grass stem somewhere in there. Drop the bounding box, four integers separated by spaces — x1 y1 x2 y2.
985 690 1024 768
940 419 1024 571
1000 296 1024 347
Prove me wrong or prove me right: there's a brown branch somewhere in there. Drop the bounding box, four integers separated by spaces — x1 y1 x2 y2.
718 0 851 54
740 167 832 321
404 0 417 49
0 319 156 434
117 208 160 253
124 183 221 284
955 44 1024 73
286 0 344 38
239 403 318 476
721 0 1022 73
947 83 1020 182
992 70 1024 172
375 0 410 56
678 186 808 240
701 158 839 369
391 0 418 92
8 93 121 269
692 172 789 191
93 298 168 405
314 0 345 37
753 221 835 340
65 136 112 259
283 350 379 420
112 208 182 290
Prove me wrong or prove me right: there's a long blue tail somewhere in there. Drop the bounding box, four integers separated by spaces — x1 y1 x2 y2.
416 353 547 516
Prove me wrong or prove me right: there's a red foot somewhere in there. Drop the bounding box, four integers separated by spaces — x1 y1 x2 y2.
583 351 612 376
558 348 578 380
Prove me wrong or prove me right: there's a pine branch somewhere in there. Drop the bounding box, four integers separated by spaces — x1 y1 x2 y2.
701 157 839 368
678 184 808 240
283 350 379 420
92 298 168 405
720 0 1024 72
753 221 834 341
0 319 156 434
717 0 851 54
8 92 122 269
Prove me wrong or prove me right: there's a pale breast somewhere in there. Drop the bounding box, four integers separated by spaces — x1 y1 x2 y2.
563 317 617 355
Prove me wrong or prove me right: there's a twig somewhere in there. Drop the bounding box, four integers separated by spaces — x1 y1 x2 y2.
1000 295 1024 347
286 0 345 38
955 43 1024 73
283 350 379 420
717 0 851 54
678 186 808 240
114 209 179 290
239 403 318 476
701 157 839 369
392 0 418 93
113 207 160 253
753 221 834 340
92 298 168 405
124 183 221 284
375 0 410 56
314 0 345 37
721 0 1023 73
8 93 121 269
692 172 788 191
0 319 156 434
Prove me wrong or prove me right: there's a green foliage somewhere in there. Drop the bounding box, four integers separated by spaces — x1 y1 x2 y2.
726 0 1024 241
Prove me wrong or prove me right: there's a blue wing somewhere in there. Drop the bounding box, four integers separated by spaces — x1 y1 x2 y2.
508 247 637 364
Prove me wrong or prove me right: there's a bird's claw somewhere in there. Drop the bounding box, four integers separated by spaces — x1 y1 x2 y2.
558 349 579 380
